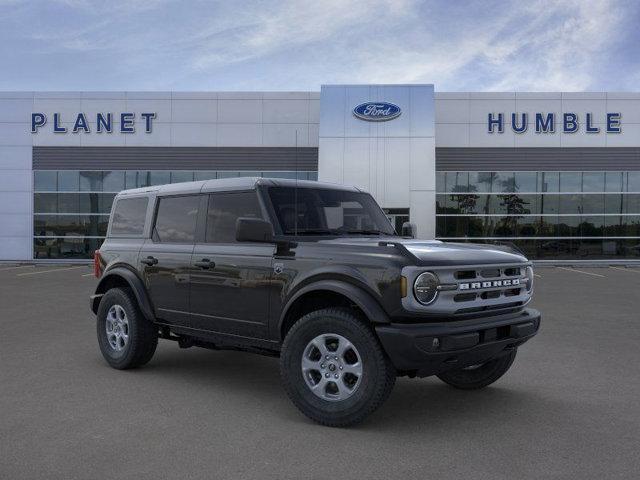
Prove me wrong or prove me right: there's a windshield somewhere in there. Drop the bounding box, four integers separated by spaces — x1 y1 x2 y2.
267 186 396 236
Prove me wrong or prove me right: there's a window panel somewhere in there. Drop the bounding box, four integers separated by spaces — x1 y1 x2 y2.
605 172 623 192
581 194 604 214
540 194 559 214
559 194 581 214
58 193 80 213
170 171 194 184
436 172 445 193
604 194 623 214
111 197 148 236
575 239 603 258
458 194 483 214
623 194 640 214
517 216 539 236
538 172 559 192
34 193 58 213
469 172 493 193
618 239 640 257
34 171 57 191
154 195 199 243
436 194 448 214
539 216 558 237
467 217 484 237
627 172 640 192
149 171 170 186
79 171 103 192
125 171 138 189
559 172 582 192
33 237 102 260
493 172 515 192
514 172 537 192
194 171 218 181
103 171 125 192
580 216 604 236
435 216 447 236
624 216 640 237
582 172 604 193
446 172 468 193
604 216 623 237
206 192 263 243
558 216 581 237
57 171 79 192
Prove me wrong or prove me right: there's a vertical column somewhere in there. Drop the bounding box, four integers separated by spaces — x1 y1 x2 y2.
319 84 436 239
0 93 34 260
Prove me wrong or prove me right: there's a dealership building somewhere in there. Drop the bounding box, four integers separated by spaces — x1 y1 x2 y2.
1 84 640 262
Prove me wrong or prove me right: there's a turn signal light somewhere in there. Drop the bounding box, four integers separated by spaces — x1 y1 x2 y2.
93 250 103 278
400 276 407 298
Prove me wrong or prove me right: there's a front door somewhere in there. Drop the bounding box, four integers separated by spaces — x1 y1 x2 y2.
189 191 274 339
139 194 201 327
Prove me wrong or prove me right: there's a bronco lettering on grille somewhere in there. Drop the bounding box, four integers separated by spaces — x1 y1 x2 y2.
459 279 520 290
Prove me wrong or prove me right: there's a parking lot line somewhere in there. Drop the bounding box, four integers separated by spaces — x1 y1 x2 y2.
0 265 34 272
17 266 87 277
609 266 640 274
557 266 606 278
81 273 95 277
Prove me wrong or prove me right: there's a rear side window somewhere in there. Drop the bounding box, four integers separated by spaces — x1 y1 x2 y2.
154 195 200 243
110 197 148 236
206 192 262 243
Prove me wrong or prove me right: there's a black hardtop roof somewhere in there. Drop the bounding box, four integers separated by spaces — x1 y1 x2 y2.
116 177 363 197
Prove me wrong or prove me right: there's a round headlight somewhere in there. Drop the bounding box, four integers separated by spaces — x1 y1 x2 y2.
414 272 439 305
525 266 534 292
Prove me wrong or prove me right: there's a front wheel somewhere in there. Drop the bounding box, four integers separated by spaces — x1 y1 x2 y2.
280 308 396 427
436 349 517 390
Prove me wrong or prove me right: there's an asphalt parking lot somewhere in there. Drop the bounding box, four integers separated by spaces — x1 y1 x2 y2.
1 264 639 479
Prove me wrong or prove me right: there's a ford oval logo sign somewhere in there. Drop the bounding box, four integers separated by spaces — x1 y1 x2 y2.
353 102 401 122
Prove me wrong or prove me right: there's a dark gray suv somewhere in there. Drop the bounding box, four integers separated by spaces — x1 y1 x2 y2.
91 177 540 427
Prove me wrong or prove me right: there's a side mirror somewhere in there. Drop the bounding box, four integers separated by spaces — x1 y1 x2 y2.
401 222 416 239
236 218 274 243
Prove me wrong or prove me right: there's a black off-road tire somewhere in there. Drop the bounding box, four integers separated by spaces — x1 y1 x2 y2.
96 287 158 370
436 349 517 390
280 308 396 427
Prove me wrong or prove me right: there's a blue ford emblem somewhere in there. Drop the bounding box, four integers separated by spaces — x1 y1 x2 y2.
353 102 402 122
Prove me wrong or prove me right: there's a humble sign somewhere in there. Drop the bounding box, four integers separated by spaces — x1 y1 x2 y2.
31 112 157 134
488 112 621 134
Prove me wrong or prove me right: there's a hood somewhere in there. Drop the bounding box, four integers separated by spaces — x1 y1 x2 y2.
316 237 528 266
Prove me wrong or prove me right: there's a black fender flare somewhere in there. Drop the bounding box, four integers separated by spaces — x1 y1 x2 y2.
91 267 156 322
278 279 390 334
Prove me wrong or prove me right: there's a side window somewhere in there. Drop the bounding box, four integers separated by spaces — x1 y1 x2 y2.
206 192 263 243
110 197 148 236
153 195 200 243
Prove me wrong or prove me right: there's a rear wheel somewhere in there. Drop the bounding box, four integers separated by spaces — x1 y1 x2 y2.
436 349 517 390
280 308 396 427
96 287 158 370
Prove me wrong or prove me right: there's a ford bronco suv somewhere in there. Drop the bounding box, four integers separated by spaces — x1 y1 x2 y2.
91 178 540 427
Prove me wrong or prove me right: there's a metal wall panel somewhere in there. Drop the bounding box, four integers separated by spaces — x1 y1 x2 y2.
436 147 640 171
33 146 318 171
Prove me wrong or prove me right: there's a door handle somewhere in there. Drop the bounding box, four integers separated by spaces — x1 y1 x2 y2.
194 258 214 269
141 256 158 266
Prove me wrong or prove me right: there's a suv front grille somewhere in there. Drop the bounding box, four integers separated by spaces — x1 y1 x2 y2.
402 263 532 317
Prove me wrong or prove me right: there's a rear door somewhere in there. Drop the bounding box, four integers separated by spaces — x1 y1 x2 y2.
139 194 200 326
189 191 274 339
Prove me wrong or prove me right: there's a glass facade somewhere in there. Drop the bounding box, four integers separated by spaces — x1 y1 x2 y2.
33 170 318 259
436 171 640 260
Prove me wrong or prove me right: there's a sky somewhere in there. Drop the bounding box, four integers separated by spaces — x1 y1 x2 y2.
0 0 638 92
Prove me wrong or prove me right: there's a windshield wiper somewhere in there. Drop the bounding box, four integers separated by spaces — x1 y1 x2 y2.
345 229 393 236
283 228 341 235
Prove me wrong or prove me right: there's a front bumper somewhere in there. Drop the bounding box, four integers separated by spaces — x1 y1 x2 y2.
375 308 541 377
